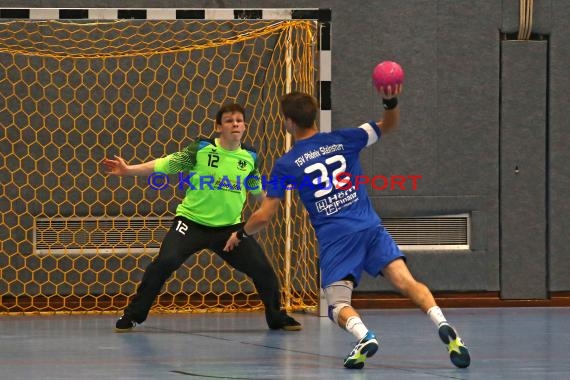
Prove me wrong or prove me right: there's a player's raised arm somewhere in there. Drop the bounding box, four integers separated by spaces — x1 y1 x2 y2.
101 155 157 177
372 61 404 134
376 84 402 134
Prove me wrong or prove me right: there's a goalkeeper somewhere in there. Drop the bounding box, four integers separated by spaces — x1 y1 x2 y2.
102 103 301 332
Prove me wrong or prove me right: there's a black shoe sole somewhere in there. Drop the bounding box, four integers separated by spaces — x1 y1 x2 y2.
281 324 302 331
450 346 471 368
114 326 134 333
343 340 379 369
439 324 471 368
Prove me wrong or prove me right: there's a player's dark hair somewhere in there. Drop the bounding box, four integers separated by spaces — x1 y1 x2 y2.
216 103 246 125
280 92 318 129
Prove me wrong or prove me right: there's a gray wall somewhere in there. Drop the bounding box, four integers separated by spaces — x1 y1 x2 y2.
548 2 570 291
2 0 569 295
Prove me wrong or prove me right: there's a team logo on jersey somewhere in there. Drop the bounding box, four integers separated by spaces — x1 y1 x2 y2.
237 159 248 171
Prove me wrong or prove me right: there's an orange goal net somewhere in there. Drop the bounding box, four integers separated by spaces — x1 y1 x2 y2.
0 19 319 315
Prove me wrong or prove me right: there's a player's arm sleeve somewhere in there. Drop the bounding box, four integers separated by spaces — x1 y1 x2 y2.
358 121 382 147
246 153 264 196
154 141 200 174
336 122 381 151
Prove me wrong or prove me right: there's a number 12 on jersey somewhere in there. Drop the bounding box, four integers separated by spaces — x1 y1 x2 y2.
175 220 188 235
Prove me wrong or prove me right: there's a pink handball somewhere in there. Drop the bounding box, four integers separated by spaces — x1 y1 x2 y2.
372 61 404 92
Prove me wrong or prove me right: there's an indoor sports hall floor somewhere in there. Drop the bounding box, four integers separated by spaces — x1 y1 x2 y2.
1 307 569 379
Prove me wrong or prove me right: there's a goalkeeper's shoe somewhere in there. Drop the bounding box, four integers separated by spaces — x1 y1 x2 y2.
267 310 302 331
115 315 136 332
438 323 471 368
280 315 302 331
343 331 379 369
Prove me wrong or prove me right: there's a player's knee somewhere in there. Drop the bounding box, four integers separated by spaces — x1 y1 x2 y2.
327 302 351 324
324 280 354 324
391 276 410 293
397 277 423 296
412 280 431 296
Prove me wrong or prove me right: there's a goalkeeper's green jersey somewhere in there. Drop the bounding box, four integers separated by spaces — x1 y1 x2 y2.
154 138 263 227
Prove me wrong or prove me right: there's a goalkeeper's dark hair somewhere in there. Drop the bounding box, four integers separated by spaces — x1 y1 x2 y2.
216 103 246 125
280 91 318 129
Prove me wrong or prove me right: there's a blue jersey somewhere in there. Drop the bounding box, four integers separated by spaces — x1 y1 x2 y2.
267 122 382 244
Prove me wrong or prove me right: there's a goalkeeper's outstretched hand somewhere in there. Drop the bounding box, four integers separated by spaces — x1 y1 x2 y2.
102 155 129 176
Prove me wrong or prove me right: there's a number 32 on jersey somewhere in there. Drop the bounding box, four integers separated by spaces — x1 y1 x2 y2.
303 154 346 198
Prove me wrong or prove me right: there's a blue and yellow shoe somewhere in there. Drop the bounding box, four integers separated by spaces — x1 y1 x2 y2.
438 323 470 368
343 331 379 369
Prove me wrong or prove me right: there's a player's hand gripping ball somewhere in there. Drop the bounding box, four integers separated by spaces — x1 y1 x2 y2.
372 61 404 94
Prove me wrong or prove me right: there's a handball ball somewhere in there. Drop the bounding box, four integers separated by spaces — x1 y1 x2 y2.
372 61 404 92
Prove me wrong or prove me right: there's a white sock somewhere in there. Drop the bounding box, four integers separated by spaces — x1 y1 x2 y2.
345 316 368 340
427 306 447 327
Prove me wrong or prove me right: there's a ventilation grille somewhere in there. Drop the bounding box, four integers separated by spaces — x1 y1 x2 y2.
34 217 168 255
35 214 470 255
382 214 469 250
